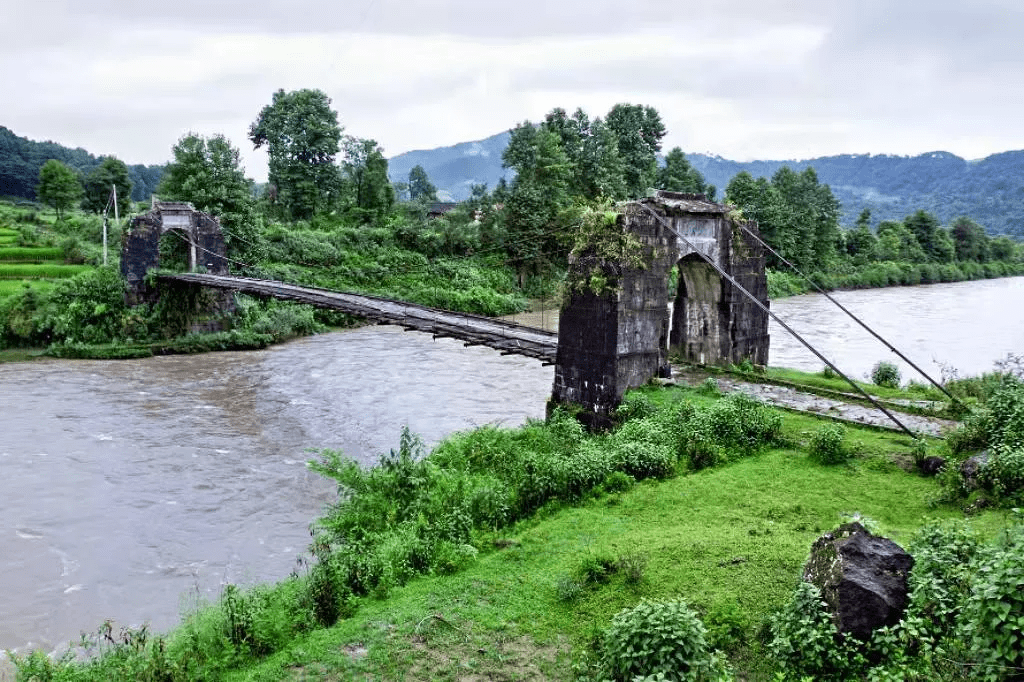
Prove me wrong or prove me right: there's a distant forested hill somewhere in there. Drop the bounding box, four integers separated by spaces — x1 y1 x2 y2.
387 131 512 202
389 135 1024 238
0 126 164 202
688 151 1024 238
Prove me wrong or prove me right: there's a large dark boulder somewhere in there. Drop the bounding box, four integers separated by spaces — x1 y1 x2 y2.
802 522 914 641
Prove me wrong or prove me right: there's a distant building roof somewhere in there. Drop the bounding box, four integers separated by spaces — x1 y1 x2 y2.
642 190 727 215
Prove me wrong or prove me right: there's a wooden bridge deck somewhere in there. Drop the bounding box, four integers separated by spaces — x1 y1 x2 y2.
158 273 559 363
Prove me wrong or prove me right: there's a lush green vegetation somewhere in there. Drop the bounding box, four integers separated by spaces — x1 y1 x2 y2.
0 125 163 202
728 172 1024 299
390 137 1024 240
9 373 1022 681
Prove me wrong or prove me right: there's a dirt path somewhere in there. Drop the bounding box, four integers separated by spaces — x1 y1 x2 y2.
671 367 957 438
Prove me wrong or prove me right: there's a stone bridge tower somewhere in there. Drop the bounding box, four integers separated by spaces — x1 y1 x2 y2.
551 191 770 427
121 201 230 305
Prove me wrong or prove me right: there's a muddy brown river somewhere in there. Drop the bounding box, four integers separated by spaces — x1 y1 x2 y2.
1 276 1022 666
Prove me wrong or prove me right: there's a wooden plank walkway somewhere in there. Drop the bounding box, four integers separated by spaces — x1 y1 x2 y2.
158 273 559 363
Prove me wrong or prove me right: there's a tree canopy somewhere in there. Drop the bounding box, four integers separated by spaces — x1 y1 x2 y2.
407 164 437 202
82 157 133 217
249 88 342 220
36 159 82 219
340 137 395 224
158 133 266 265
604 104 666 198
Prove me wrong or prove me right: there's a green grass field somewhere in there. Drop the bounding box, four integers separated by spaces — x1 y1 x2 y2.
0 263 90 280
0 246 63 262
0 279 55 297
220 389 1005 681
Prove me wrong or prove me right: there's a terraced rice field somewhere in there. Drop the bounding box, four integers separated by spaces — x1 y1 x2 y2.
0 227 90 295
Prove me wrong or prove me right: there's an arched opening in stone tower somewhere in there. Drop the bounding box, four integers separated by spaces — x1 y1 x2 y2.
670 253 725 365
157 229 195 273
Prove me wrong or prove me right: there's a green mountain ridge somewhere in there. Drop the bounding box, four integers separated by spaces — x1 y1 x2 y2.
389 133 1024 237
0 126 164 203
3 123 1021 238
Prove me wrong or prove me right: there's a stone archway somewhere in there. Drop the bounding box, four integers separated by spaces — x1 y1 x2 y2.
671 253 724 365
121 201 230 305
551 190 770 426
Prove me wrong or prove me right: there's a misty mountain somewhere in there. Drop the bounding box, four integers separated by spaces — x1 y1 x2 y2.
388 134 1024 237
387 131 513 202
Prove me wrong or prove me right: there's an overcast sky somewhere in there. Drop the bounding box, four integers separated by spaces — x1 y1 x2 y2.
3 0 1022 181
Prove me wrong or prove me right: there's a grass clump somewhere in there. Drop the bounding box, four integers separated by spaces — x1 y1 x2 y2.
808 423 849 465
871 360 902 388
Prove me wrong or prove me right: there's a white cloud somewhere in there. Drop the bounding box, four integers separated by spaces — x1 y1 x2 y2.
2 0 1022 181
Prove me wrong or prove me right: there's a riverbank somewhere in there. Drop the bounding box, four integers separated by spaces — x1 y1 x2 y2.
767 259 1024 298
9 369 1022 681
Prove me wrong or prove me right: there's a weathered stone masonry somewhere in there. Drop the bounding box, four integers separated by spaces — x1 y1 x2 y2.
121 201 231 306
551 191 770 426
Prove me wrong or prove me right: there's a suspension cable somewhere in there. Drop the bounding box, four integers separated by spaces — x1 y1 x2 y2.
639 202 918 439
734 220 960 405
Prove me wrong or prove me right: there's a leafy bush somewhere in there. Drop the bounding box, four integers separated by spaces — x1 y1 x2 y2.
603 470 635 493
680 393 782 469
769 582 864 680
42 266 130 345
871 361 901 388
977 443 1024 502
808 423 849 465
616 391 657 422
960 522 1024 679
596 598 717 681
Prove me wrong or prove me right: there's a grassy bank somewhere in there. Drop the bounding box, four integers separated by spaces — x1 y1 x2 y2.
11 375 1024 681
766 260 1024 299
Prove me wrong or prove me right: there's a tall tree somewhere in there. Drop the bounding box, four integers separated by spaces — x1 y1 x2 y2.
725 171 788 267
657 147 708 195
249 88 342 220
82 157 133 216
576 117 627 201
876 220 925 262
407 164 437 202
604 104 666 198
904 210 945 262
340 137 394 223
36 159 82 220
500 125 573 278
950 216 990 262
158 133 266 265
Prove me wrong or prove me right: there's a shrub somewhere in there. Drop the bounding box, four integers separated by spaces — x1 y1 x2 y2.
900 520 982 644
960 522 1024 679
769 582 864 679
616 391 657 422
597 598 716 681
871 361 901 388
977 443 1024 502
612 441 676 480
808 423 849 465
603 470 634 493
